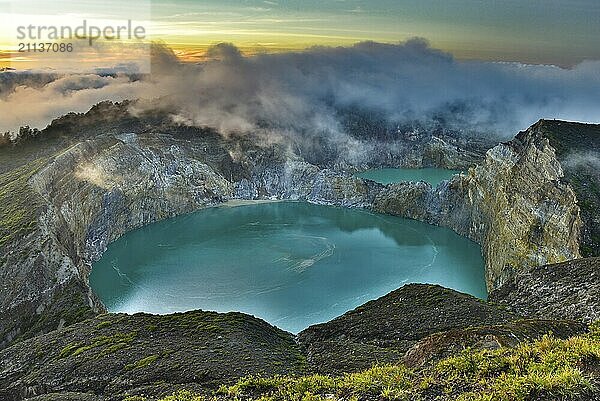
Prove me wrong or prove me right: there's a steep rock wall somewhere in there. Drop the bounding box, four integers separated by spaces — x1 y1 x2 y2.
374 124 582 291
0 133 234 347
0 132 382 347
0 120 586 348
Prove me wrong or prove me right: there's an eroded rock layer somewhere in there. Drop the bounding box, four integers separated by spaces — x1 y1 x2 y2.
0 103 596 351
374 121 583 290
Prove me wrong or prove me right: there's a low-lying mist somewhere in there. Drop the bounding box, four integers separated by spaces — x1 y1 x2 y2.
1 38 599 142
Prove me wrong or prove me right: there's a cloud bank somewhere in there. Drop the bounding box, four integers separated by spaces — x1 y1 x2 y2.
1 39 599 140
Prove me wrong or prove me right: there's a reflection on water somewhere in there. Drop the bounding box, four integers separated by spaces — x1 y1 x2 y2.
90 202 486 333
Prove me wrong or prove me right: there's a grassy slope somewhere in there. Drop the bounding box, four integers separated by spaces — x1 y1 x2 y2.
298 284 518 374
0 311 307 401
0 159 45 248
135 322 600 401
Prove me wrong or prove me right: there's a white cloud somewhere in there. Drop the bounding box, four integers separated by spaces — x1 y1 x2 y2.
2 38 600 142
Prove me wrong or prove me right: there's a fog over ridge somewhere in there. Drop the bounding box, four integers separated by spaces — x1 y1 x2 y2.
1 38 599 141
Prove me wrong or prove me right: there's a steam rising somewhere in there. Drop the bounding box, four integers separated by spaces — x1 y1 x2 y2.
564 151 600 170
1 39 599 138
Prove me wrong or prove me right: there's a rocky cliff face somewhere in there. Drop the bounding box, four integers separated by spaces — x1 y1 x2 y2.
0 132 235 348
374 122 582 291
0 121 385 348
233 157 382 207
532 121 600 257
0 106 593 349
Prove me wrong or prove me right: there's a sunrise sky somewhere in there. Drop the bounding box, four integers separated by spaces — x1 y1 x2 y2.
1 0 600 69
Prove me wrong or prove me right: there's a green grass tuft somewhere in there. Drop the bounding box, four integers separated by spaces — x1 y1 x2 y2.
125 354 160 371
149 323 600 401
58 331 137 359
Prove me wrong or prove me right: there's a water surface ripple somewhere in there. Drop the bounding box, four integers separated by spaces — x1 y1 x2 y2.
90 202 485 333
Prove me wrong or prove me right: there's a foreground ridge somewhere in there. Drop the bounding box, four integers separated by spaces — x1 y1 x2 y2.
0 284 594 401
147 323 600 401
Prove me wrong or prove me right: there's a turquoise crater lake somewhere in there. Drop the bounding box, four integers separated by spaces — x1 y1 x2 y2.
356 168 462 186
90 202 486 333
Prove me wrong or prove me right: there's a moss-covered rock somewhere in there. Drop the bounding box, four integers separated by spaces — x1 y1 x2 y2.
23 393 102 401
0 159 44 247
298 284 519 374
144 324 600 401
0 311 305 401
403 319 587 368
